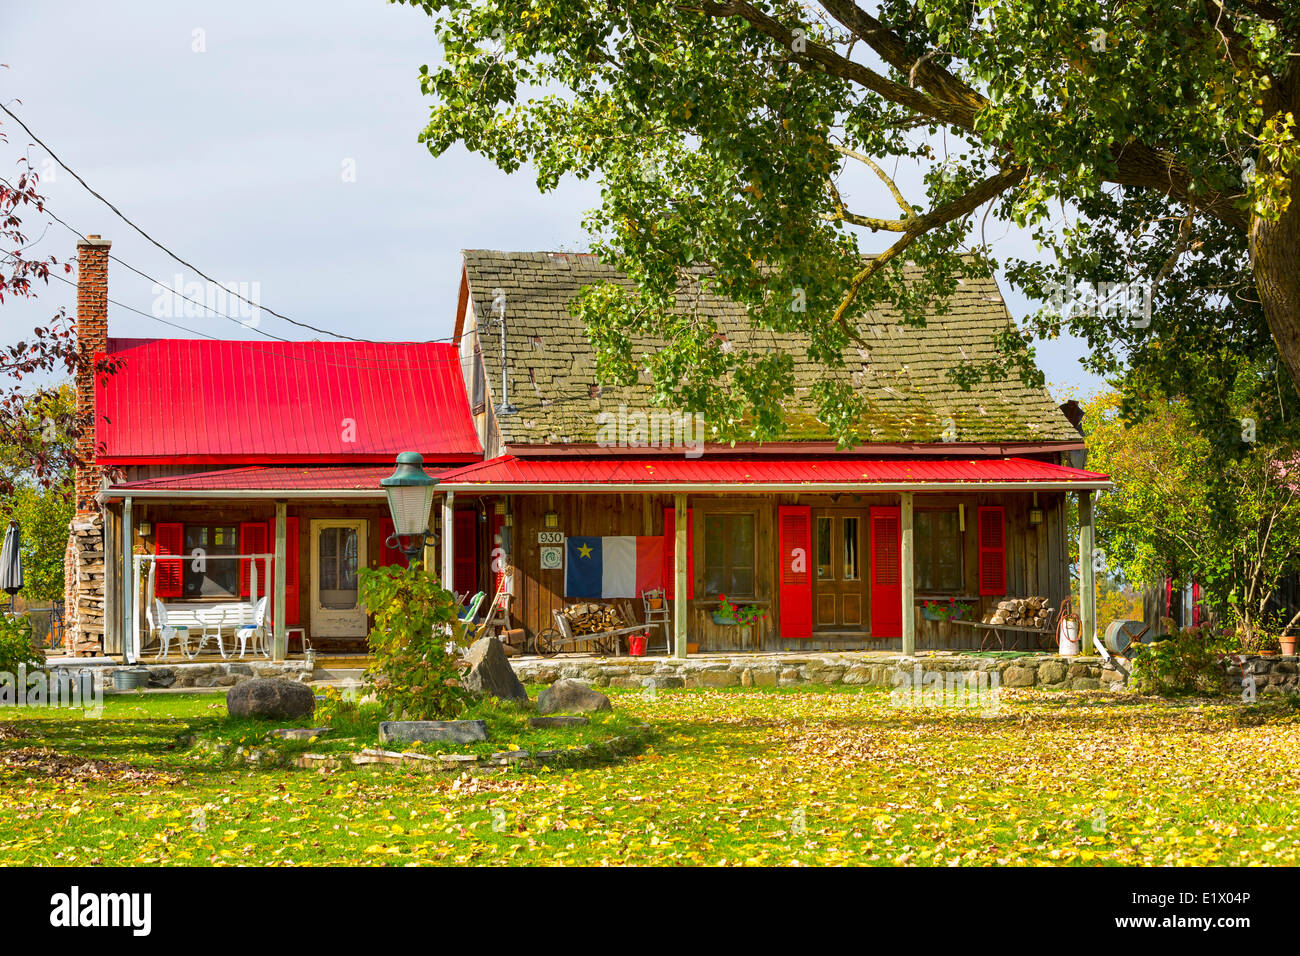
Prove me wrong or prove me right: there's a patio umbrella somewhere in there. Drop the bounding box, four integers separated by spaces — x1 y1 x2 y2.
0 520 22 596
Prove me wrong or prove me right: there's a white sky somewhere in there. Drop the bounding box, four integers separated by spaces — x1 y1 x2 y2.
2 0 1103 398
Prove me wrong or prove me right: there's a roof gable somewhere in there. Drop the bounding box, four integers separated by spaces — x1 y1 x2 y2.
96 339 482 465
461 250 1078 446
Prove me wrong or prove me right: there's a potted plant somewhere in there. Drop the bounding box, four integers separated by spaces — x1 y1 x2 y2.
921 597 974 622
647 594 664 610
712 595 765 627
1243 630 1281 656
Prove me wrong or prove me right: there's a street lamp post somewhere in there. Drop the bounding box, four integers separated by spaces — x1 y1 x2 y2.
380 452 438 566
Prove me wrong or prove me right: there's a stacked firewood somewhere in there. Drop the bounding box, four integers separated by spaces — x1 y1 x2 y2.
563 603 626 635
984 596 1051 628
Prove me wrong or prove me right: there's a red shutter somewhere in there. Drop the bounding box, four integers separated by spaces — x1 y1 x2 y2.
662 507 694 600
1191 581 1200 627
977 506 1006 596
378 517 405 567
870 507 902 638
154 522 183 598
284 516 300 626
239 522 269 597
452 510 477 594
777 505 812 639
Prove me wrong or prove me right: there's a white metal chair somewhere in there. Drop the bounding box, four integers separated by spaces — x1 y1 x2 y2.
147 599 189 659
641 588 671 654
235 597 270 659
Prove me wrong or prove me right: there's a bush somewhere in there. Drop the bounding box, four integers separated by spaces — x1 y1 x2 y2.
0 613 43 675
359 565 468 720
1131 621 1229 697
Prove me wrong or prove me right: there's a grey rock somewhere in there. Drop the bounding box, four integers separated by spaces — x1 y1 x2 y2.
226 678 316 720
529 715 590 728
377 719 489 744
148 668 176 689
537 678 611 715
461 637 529 703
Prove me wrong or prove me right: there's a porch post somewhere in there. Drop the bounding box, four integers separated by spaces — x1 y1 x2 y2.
673 493 689 658
103 506 120 656
441 491 455 588
1078 490 1096 654
900 491 915 655
273 501 287 661
122 496 135 663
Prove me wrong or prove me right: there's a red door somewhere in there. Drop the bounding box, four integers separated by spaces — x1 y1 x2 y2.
869 507 901 639
452 509 478 594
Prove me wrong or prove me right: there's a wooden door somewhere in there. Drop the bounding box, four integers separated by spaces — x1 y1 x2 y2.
870 507 902 638
309 519 368 638
812 510 865 631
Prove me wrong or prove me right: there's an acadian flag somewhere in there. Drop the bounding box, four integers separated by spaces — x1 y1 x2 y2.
565 536 664 599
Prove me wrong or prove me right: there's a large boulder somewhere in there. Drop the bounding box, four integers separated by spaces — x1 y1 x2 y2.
537 678 611 715
461 637 529 703
226 678 315 720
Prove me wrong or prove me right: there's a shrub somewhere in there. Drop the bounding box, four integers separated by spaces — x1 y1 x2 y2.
1131 621 1229 697
0 613 43 675
359 565 468 720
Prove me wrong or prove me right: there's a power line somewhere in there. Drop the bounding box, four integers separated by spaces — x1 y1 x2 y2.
1 102 403 344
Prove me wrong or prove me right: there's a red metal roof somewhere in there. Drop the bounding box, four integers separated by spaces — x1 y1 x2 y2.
96 339 482 465
436 455 1111 491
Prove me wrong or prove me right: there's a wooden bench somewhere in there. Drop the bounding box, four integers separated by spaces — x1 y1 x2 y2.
950 607 1059 652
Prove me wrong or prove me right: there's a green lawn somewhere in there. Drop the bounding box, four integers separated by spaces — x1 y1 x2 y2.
0 685 1298 865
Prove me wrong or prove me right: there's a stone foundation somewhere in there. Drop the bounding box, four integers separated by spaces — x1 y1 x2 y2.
511 652 1131 693
81 660 314 692
1224 655 1300 695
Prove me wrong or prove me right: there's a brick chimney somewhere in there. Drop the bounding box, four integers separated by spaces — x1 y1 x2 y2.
74 235 111 515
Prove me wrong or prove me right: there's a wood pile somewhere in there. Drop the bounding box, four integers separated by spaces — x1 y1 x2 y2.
563 603 626 635
983 596 1051 629
67 516 105 656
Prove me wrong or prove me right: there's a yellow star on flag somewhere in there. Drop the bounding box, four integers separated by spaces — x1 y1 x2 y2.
577 543 593 558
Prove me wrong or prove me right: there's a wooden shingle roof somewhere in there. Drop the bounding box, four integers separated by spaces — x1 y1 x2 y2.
462 250 1078 446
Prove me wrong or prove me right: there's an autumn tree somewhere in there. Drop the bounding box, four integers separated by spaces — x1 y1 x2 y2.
1 120 109 496
404 0 1300 443
1085 390 1300 636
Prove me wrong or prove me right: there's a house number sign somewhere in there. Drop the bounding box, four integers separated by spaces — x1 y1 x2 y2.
537 531 565 544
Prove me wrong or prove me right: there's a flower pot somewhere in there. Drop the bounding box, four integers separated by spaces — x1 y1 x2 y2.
1282 637 1297 656
647 597 663 610
711 612 735 626
686 642 700 654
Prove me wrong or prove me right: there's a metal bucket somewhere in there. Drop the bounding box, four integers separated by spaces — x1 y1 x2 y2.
112 668 151 691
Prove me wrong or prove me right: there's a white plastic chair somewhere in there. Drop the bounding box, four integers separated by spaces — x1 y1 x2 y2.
147 599 189 659
235 597 270 659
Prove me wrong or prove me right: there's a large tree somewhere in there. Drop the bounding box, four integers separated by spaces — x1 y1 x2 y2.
403 0 1300 444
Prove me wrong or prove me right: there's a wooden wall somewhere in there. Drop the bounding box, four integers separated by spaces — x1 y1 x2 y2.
497 489 1073 653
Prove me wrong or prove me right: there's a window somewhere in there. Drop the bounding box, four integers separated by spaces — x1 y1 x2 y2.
182 525 239 597
703 513 756 597
319 526 360 610
915 510 962 592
